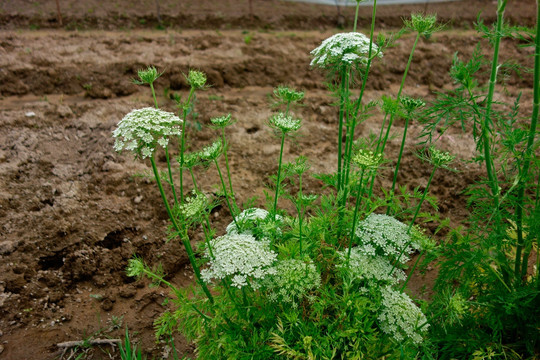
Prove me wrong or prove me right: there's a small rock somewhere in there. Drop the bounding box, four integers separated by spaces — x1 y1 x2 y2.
101 298 114 312
102 161 123 172
119 286 136 299
0 240 16 255
57 105 73 118
133 195 143 204
25 111 36 117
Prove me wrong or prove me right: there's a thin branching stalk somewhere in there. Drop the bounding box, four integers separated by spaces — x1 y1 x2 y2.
220 128 239 215
346 169 366 262
343 0 378 199
388 115 410 211
273 133 286 215
409 164 437 232
379 33 420 156
213 159 239 229
164 148 178 205
337 66 350 193
298 172 304 255
515 0 539 280
482 0 508 208
150 156 214 304
178 88 196 204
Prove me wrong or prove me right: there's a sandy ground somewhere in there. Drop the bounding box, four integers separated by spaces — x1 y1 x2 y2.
0 0 536 358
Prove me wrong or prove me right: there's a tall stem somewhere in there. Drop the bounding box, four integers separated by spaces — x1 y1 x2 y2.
379 33 420 156
337 67 349 193
150 156 214 304
387 115 410 214
298 173 304 255
347 169 366 263
221 128 238 213
409 165 437 232
165 148 178 206
214 159 239 229
273 134 286 215
179 88 195 205
515 0 539 279
343 0 377 197
482 0 507 208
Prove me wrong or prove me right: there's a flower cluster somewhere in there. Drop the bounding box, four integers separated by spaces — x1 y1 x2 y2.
199 139 223 162
428 146 455 169
201 233 277 289
113 107 182 159
263 259 321 307
179 191 208 218
310 32 381 69
338 248 406 285
210 113 234 128
378 286 429 344
400 96 426 113
187 69 207 89
273 86 305 105
355 214 420 264
403 13 442 39
269 113 301 134
352 149 383 170
226 208 282 238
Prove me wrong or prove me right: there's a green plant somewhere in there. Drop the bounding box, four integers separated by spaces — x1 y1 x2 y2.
421 1 539 358
119 328 144 360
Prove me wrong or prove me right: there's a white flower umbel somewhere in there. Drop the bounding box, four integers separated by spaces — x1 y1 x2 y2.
378 286 429 344
310 32 381 69
263 259 321 307
355 214 420 264
226 208 282 236
113 107 182 159
201 233 277 289
338 248 406 285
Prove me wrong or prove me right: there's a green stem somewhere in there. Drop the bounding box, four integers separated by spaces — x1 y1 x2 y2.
389 165 437 277
179 88 196 205
387 115 410 214
515 0 539 280
165 147 178 206
400 250 424 291
343 1 377 199
150 83 158 109
409 165 437 232
347 169 366 263
214 159 239 229
298 173 304 255
337 67 349 193
379 32 420 156
353 0 361 32
221 128 238 213
482 0 507 208
273 133 286 215
150 156 214 304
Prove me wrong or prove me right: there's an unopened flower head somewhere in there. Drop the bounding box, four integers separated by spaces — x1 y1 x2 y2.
187 69 207 89
274 86 305 105
284 156 310 176
210 113 234 128
269 112 301 134
179 151 202 169
226 208 283 237
428 146 455 169
352 150 383 170
263 259 321 306
201 233 277 289
180 191 208 218
355 214 420 263
378 286 429 344
338 248 406 285
113 107 182 159
400 96 425 113
310 32 381 69
199 138 223 162
403 13 442 39
134 66 162 85
126 257 145 279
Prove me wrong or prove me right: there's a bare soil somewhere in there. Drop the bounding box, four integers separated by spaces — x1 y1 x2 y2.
0 0 535 359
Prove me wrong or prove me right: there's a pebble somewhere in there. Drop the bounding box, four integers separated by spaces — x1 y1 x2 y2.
25 111 36 117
